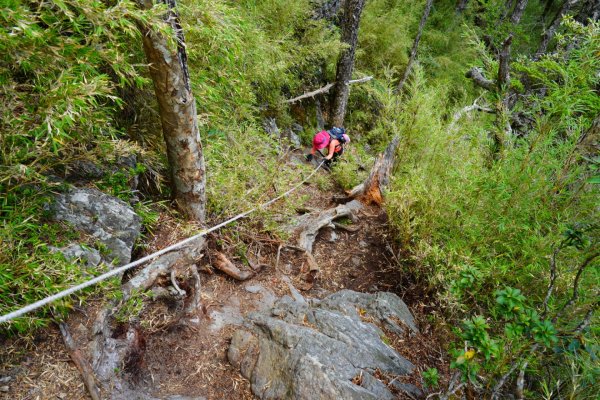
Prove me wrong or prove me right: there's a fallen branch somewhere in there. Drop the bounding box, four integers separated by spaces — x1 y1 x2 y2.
448 96 495 133
59 322 102 400
554 251 600 322
285 76 373 104
213 251 254 281
348 135 400 204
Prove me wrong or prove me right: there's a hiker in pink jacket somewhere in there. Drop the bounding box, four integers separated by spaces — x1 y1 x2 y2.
305 127 350 166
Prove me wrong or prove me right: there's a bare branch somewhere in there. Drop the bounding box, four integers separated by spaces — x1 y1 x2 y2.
465 67 496 91
448 96 495 133
555 251 600 321
542 246 561 318
285 76 372 104
573 302 598 334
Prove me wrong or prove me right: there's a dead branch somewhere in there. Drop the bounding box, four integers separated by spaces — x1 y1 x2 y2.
285 76 373 104
59 322 102 400
491 343 539 400
554 251 600 321
448 96 495 133
212 251 254 281
573 301 598 334
348 135 400 204
542 245 562 317
465 67 496 91
283 244 320 273
515 360 528 400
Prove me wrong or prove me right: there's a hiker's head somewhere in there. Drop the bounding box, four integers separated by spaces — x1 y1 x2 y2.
313 131 330 150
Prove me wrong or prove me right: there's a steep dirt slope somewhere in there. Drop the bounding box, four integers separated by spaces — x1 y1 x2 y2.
0 168 450 400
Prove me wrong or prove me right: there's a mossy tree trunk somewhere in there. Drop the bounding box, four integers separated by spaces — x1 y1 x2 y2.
137 0 206 223
330 0 366 127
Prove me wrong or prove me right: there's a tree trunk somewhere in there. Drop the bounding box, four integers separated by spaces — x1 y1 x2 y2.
542 0 555 20
576 0 600 23
138 0 206 222
348 135 401 204
397 0 434 93
538 0 581 55
330 0 366 127
455 0 469 13
509 0 529 24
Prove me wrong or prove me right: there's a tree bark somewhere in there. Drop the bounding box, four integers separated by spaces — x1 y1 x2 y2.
497 35 513 89
509 0 529 24
348 135 401 204
397 0 434 93
138 0 206 222
455 0 469 13
576 0 600 23
465 67 496 90
330 0 366 127
537 0 581 55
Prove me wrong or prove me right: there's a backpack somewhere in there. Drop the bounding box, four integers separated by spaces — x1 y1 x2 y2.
328 127 346 143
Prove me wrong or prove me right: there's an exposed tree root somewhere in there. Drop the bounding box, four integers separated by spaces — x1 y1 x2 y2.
294 200 363 254
212 251 255 281
59 322 102 400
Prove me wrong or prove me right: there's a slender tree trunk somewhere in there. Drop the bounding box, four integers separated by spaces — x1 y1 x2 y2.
455 0 468 13
510 0 529 24
330 0 366 127
397 0 434 93
542 0 555 19
137 0 206 222
502 0 516 20
538 0 581 55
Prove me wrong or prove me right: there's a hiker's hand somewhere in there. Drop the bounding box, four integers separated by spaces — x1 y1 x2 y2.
305 154 313 162
324 159 332 167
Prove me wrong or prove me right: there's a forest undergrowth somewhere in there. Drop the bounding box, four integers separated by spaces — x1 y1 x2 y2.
1 0 598 398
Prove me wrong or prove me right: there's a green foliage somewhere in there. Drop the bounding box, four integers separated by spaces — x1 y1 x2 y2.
422 367 439 389
382 19 599 395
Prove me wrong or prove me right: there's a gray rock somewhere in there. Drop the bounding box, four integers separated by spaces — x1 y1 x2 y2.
228 290 419 400
285 128 302 148
50 187 141 266
51 243 102 267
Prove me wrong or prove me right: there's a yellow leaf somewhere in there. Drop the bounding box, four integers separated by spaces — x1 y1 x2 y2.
465 349 475 360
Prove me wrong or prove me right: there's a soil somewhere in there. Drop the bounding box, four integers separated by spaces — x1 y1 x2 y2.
0 168 452 400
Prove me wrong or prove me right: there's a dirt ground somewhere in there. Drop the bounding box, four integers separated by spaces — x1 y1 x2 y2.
0 170 452 400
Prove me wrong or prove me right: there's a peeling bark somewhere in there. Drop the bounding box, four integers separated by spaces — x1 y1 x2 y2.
137 0 206 222
348 135 400 205
330 0 366 127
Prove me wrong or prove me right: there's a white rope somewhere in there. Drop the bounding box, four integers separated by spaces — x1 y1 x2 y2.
0 160 324 324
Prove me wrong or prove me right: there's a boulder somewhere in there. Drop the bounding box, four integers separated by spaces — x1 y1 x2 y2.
50 187 141 266
228 290 420 400
50 243 102 268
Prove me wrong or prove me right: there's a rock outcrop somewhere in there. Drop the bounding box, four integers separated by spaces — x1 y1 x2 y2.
50 187 142 266
228 290 422 400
